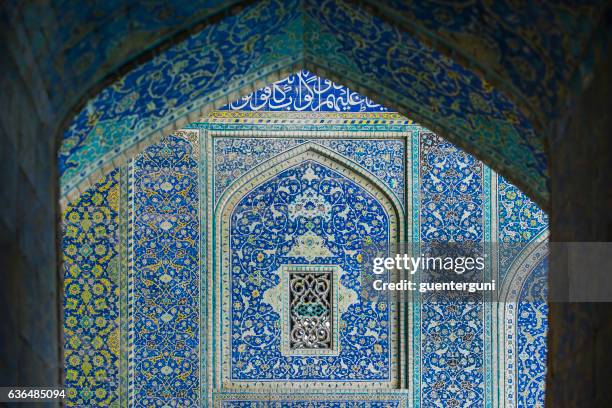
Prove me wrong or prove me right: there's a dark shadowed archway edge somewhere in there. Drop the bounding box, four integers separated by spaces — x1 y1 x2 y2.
53 0 612 212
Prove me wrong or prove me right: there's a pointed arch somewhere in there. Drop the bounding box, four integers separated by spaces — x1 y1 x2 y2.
498 231 549 303
56 0 554 210
494 230 549 406
212 142 406 390
216 142 405 225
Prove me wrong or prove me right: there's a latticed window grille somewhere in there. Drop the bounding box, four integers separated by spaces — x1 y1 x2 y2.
288 271 333 349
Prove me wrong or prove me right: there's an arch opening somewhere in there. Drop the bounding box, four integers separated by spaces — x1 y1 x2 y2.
57 0 551 210
59 70 550 405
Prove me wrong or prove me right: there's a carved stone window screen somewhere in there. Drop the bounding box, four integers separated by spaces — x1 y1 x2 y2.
289 271 333 349
281 265 340 356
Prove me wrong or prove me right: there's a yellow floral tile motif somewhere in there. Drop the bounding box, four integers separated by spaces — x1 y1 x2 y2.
62 170 120 407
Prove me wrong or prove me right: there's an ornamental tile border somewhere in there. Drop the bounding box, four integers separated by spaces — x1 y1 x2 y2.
214 144 405 390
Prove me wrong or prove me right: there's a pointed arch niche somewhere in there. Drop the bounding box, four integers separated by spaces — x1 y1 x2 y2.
495 231 549 407
213 142 407 391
